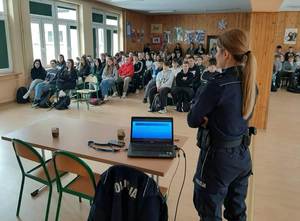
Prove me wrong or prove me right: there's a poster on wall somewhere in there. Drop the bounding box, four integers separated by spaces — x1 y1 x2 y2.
194 30 206 44
284 28 298 44
173 27 184 42
163 31 171 44
151 24 163 34
152 36 161 44
184 30 195 44
126 22 132 37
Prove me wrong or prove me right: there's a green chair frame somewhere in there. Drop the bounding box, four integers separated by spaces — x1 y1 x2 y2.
53 150 98 221
12 139 58 221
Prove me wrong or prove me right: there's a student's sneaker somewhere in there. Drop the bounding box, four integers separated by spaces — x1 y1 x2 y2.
148 107 153 112
158 108 167 114
122 92 126 99
135 89 140 94
112 92 118 97
142 98 147 103
23 92 30 99
104 95 109 101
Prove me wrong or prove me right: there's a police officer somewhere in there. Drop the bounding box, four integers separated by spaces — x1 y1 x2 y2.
187 29 257 221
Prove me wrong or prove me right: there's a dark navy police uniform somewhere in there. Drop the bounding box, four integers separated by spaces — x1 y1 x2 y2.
187 66 253 221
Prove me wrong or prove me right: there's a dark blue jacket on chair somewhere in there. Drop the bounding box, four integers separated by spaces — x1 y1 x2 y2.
88 165 168 221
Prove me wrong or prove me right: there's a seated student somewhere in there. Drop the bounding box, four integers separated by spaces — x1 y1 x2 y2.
116 56 134 98
195 43 206 55
56 59 78 92
187 56 201 92
283 55 296 74
32 60 59 105
171 59 182 78
143 59 163 103
57 54 66 74
176 52 183 65
78 55 91 82
75 57 81 70
23 59 47 99
100 57 118 101
88 58 103 90
138 52 146 70
168 52 176 63
273 54 283 73
200 57 219 85
284 46 296 61
143 43 151 54
143 54 154 87
86 55 94 69
195 55 206 73
132 54 145 93
145 53 154 71
174 43 183 58
148 61 174 114
275 45 284 57
295 55 300 69
113 57 120 70
186 42 196 56
210 43 218 57
171 61 194 112
100 53 107 64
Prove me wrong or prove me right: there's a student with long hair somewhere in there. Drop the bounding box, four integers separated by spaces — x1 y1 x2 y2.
188 29 257 221
23 59 47 99
100 57 118 101
78 55 91 81
56 59 78 91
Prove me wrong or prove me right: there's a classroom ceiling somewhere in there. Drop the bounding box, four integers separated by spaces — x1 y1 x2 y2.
280 0 300 11
97 0 252 13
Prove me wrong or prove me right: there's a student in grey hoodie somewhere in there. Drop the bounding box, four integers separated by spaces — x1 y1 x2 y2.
148 60 174 114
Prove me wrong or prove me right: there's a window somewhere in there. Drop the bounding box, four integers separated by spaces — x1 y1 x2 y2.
0 0 11 72
30 1 80 65
106 15 118 26
31 22 42 60
93 10 120 57
57 6 76 20
0 0 3 12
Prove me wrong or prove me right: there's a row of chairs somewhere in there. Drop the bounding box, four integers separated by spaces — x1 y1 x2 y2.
12 139 100 221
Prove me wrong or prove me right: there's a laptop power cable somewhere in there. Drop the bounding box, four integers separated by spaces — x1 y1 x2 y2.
171 145 187 221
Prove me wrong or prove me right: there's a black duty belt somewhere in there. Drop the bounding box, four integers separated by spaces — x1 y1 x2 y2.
211 137 244 148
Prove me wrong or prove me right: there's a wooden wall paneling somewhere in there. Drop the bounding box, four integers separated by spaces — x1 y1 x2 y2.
249 12 279 129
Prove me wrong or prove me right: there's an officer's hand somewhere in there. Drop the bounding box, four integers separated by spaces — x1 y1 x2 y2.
201 117 208 127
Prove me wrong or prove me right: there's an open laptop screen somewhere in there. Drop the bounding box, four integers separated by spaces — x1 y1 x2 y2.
131 117 173 143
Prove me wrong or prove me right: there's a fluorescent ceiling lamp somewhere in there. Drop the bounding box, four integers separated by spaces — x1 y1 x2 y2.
149 10 176 13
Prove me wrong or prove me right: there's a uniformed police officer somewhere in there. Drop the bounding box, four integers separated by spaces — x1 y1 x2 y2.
188 29 257 221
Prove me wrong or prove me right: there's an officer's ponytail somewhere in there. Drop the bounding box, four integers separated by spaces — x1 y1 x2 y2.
217 29 257 120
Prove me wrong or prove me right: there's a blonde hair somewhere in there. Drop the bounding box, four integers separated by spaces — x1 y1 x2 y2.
217 29 257 120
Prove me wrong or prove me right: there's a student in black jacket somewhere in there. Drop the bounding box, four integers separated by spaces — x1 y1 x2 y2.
195 43 206 55
186 42 196 56
284 46 296 61
78 55 91 81
57 54 66 74
174 43 183 57
133 54 144 92
188 56 201 92
171 61 194 112
56 59 78 91
23 59 47 99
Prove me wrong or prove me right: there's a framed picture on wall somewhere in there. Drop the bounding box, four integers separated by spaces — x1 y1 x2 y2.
151 24 163 34
152 36 161 44
284 28 298 45
207 35 218 55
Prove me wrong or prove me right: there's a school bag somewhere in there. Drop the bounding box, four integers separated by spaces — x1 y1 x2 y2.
16 87 29 104
54 96 70 110
150 94 161 112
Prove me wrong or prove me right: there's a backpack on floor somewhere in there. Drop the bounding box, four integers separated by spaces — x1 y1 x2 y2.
150 94 161 112
54 96 70 110
38 91 53 108
89 98 104 106
16 87 29 104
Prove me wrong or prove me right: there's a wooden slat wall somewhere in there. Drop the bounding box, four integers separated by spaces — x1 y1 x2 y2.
123 10 150 52
249 12 279 129
275 12 300 51
148 13 251 51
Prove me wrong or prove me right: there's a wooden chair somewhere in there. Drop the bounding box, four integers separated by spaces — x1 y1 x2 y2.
75 75 99 110
53 150 100 221
12 139 63 221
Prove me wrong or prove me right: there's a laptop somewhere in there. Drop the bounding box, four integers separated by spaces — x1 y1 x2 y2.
127 117 176 158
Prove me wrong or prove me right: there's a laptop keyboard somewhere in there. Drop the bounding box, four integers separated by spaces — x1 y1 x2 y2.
131 143 174 152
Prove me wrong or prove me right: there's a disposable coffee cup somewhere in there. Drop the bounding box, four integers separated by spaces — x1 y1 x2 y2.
51 127 59 138
117 129 125 142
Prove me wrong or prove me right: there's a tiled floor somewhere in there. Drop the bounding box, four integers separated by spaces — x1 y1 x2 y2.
0 90 299 221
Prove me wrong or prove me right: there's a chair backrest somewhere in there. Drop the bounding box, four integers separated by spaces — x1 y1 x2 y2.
12 139 43 163
85 75 98 84
53 151 96 188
